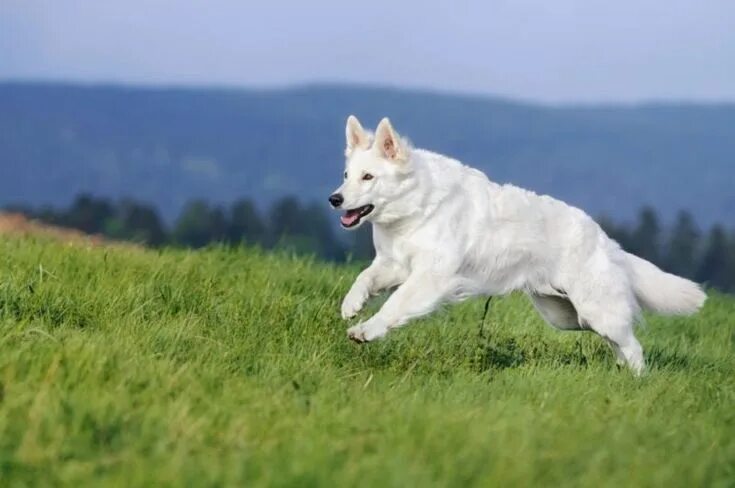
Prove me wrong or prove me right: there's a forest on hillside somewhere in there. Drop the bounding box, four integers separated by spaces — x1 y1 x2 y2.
8 194 735 292
2 83 734 226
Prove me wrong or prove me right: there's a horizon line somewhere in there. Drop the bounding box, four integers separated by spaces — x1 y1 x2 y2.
2 77 735 109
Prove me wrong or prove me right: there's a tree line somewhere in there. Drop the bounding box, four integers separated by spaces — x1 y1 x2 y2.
8 194 355 262
599 208 735 292
8 195 735 292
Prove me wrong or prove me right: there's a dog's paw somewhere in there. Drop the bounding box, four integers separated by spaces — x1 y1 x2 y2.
341 287 368 319
347 322 387 343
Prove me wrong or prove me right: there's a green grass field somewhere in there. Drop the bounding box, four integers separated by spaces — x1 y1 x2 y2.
0 237 733 487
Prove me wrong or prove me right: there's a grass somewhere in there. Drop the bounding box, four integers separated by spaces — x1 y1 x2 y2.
0 236 733 487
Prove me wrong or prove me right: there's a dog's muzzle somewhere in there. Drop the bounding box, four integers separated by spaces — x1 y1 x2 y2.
340 204 374 228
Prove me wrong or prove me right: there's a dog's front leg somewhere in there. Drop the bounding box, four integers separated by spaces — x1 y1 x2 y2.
341 258 406 319
347 269 456 343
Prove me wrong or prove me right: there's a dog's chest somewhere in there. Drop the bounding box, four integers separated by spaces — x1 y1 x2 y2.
376 228 455 276
379 238 413 269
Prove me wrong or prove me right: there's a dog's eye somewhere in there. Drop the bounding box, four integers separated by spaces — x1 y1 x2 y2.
344 171 348 179
362 173 374 181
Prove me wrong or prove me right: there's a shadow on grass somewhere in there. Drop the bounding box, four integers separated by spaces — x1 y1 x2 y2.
472 338 526 371
473 338 731 375
471 332 615 373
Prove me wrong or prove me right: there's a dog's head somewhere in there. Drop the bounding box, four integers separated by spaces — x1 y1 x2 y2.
329 115 414 230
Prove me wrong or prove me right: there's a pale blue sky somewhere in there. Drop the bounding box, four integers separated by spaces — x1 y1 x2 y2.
1 0 733 103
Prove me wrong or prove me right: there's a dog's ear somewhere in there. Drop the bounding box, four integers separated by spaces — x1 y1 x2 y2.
374 117 407 162
345 115 369 156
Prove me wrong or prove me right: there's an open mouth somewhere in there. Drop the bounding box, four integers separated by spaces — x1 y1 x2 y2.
340 204 374 228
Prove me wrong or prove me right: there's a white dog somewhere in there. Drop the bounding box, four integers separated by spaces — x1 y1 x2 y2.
329 115 706 374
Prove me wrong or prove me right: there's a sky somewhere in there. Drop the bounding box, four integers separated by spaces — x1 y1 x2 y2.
1 0 734 103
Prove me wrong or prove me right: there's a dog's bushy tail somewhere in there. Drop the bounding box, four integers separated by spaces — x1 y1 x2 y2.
625 252 706 315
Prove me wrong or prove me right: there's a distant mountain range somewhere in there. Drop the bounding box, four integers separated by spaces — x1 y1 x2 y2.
1 82 733 225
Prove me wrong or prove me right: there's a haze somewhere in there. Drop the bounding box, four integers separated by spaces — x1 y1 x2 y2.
1 0 734 103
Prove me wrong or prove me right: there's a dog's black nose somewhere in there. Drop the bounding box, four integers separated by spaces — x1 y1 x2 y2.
328 193 344 208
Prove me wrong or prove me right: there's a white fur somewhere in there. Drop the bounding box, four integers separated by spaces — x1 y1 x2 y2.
332 116 707 374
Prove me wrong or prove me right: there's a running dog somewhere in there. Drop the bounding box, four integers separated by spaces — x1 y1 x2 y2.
329 115 706 374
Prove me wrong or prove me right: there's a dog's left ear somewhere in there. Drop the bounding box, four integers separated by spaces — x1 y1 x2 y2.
374 117 407 162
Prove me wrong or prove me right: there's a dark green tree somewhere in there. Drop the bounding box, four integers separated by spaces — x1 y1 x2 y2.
117 200 168 246
630 207 661 265
268 196 312 254
665 210 700 278
228 199 266 245
65 194 115 234
267 197 346 260
268 196 306 243
350 226 375 262
696 226 730 290
597 215 634 251
727 230 735 291
303 201 346 261
173 200 227 248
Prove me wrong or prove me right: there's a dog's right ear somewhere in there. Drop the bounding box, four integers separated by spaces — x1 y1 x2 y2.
345 115 369 157
374 117 408 162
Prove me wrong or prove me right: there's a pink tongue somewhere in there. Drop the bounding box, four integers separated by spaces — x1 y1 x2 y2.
341 211 359 226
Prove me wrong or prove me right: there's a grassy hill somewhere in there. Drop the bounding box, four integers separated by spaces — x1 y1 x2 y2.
0 237 733 486
2 82 735 225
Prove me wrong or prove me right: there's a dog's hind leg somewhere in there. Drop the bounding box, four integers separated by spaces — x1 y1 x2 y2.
529 293 582 331
603 338 628 367
533 291 644 372
572 296 645 375
605 327 644 375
